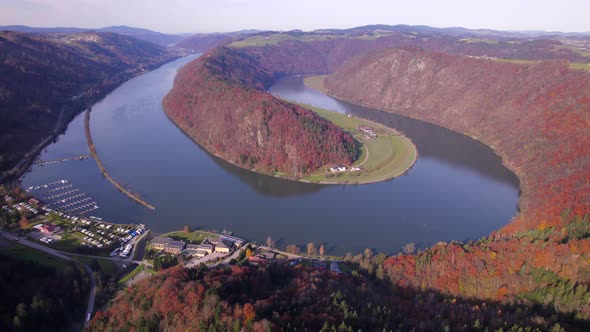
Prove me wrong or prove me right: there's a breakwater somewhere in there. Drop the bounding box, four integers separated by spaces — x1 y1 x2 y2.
84 110 156 210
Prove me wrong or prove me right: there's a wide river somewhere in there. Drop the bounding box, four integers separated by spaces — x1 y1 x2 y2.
22 55 519 254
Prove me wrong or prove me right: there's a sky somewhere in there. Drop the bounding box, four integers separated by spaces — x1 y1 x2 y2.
1 0 588 34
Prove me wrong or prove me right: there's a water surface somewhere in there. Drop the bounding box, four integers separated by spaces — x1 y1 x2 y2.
22 56 519 254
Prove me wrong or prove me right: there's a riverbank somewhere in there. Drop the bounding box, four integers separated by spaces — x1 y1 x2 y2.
165 95 416 185
297 103 417 184
84 110 156 210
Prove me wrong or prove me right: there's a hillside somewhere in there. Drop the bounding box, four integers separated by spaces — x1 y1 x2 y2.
0 248 90 331
0 31 177 179
324 47 590 231
163 47 357 177
229 30 590 80
89 264 583 331
171 33 231 52
0 25 185 46
161 31 590 322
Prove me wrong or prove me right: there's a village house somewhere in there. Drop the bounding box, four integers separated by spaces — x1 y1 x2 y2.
197 243 214 254
40 222 57 234
28 198 41 207
150 236 186 254
214 238 234 253
329 165 347 173
185 243 214 258
359 126 377 139
203 237 219 245
248 255 267 265
220 235 245 247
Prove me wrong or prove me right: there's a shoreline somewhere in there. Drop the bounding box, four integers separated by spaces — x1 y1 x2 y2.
163 100 417 186
84 110 156 210
1 56 180 187
306 75 523 229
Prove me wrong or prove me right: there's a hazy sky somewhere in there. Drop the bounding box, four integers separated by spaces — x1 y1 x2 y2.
1 0 588 34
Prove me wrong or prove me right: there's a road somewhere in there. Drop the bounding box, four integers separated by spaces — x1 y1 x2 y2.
256 245 345 262
208 246 245 267
0 230 96 328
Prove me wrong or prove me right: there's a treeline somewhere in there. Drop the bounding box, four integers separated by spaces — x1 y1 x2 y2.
325 47 590 231
0 253 90 331
90 262 583 331
163 48 357 177
381 213 590 318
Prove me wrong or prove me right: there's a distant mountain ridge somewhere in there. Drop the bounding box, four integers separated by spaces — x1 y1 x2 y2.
312 24 590 38
0 25 185 46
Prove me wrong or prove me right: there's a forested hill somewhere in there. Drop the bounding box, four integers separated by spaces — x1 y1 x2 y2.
324 47 590 231
90 263 582 331
0 31 177 179
163 47 357 177
0 25 185 46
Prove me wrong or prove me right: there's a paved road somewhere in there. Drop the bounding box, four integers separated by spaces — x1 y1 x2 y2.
256 245 345 262
0 230 97 328
208 247 245 268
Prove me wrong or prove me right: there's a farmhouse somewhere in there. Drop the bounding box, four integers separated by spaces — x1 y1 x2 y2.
329 165 347 173
359 126 377 139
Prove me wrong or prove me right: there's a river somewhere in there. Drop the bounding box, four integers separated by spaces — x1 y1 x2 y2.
21 55 519 255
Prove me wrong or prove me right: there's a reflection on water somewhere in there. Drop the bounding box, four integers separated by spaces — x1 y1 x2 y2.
21 58 520 255
211 155 324 197
270 77 520 189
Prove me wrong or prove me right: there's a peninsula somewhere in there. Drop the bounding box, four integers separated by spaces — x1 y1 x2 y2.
163 48 416 184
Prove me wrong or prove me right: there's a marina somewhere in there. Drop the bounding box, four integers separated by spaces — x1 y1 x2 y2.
19 57 519 254
26 179 100 216
33 155 90 166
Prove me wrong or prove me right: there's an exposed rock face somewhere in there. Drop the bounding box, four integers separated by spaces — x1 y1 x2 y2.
325 47 590 230
163 48 357 177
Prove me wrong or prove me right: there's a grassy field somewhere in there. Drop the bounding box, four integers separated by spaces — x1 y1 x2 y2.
459 37 501 44
291 98 417 184
228 33 331 48
569 62 590 71
45 231 113 256
73 255 119 276
303 75 328 93
0 241 69 268
352 32 394 40
228 32 398 48
491 58 590 72
160 230 220 244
